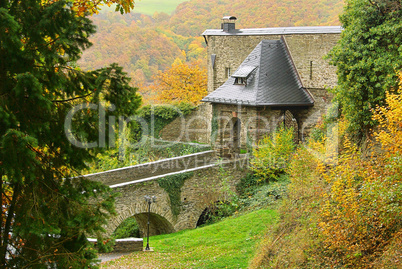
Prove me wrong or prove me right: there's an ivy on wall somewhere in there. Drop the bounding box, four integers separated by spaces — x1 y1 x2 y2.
137 102 195 138
157 172 194 216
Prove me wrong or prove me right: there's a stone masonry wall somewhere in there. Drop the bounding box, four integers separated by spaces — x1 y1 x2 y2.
160 103 212 144
212 96 334 150
293 88 335 141
212 103 284 152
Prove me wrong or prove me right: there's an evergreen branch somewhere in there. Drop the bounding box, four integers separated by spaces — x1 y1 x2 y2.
19 233 81 269
368 0 384 15
51 92 93 103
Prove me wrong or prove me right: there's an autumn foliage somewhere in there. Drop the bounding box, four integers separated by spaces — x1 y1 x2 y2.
72 0 135 16
141 59 207 105
316 86 402 266
250 126 296 182
79 0 344 97
252 79 402 267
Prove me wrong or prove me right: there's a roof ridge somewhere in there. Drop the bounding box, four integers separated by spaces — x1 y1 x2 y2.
202 26 342 36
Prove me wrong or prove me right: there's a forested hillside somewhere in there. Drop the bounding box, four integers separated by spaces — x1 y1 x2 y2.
79 0 344 102
169 0 343 36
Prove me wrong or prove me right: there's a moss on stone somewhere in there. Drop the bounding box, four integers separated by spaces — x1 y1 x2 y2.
157 172 194 216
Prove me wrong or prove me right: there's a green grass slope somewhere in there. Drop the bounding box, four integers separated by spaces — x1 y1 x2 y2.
101 209 278 268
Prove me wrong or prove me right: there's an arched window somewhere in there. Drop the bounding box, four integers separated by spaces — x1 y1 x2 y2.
281 110 299 142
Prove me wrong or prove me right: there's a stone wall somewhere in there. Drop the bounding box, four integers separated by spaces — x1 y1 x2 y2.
113 238 144 252
212 93 334 153
160 103 212 144
293 88 335 141
211 104 282 153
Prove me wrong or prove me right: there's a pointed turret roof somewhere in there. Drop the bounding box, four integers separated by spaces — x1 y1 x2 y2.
202 39 314 107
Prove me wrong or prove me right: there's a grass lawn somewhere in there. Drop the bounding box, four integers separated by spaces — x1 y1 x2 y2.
100 209 278 268
100 0 188 15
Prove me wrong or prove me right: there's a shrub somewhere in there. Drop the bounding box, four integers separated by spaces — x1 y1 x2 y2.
316 89 402 267
239 174 290 212
236 173 260 197
250 126 296 182
197 200 240 227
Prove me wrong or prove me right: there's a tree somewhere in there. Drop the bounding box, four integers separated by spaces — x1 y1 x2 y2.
328 0 402 141
153 59 207 105
0 0 141 267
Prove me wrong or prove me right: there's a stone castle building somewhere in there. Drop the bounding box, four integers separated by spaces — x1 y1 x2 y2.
160 17 341 156
200 16 341 156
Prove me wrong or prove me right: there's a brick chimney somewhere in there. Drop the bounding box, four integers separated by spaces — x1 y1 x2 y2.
221 16 237 32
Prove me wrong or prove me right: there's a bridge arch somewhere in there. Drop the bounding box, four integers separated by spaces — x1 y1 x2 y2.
134 212 175 237
195 200 233 227
106 199 176 237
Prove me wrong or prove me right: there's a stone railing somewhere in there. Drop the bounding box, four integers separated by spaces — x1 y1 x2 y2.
84 150 217 187
88 238 143 252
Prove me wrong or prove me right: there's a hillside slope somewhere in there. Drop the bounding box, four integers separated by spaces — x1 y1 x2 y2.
79 0 343 90
100 209 278 268
169 0 343 36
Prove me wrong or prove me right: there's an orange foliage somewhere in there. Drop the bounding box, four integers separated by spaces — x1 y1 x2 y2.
373 77 402 157
169 0 343 36
1 184 12 226
148 59 207 105
41 0 135 16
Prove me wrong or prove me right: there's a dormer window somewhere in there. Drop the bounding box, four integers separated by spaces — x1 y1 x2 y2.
231 65 257 86
234 77 247 85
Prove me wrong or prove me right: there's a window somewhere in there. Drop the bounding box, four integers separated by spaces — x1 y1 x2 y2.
225 67 231 78
234 77 247 85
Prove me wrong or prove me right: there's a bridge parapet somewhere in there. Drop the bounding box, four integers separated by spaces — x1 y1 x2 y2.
84 150 217 186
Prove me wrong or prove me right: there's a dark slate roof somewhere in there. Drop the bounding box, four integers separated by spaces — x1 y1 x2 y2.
202 39 314 107
202 26 342 36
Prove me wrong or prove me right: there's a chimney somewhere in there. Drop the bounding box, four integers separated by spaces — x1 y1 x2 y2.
221 16 237 32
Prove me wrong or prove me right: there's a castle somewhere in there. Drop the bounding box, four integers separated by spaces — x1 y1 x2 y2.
161 17 341 156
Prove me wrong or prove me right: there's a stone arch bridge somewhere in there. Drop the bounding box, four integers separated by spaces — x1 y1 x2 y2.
84 151 249 237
